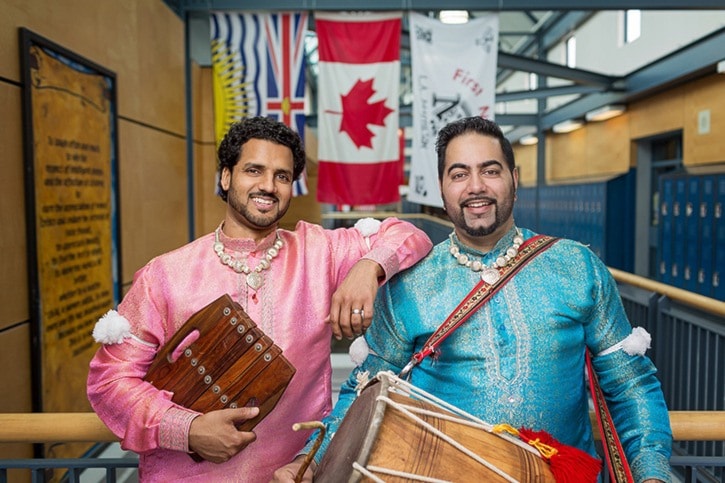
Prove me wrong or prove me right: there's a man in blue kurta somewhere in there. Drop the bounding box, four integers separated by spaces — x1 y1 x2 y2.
274 116 672 483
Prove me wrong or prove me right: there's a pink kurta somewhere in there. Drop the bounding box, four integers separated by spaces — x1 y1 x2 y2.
87 219 431 482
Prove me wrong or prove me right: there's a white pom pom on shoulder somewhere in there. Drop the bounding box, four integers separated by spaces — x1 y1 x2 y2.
92 310 131 345
621 326 652 356
354 218 382 237
597 326 652 357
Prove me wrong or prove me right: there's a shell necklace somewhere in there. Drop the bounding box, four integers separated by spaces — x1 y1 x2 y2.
449 229 524 285
213 227 284 290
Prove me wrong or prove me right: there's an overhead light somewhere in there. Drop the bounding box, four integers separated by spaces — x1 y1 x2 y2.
585 104 626 122
552 119 584 133
519 134 538 145
439 10 469 24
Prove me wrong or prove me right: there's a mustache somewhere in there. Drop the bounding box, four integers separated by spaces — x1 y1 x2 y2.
460 196 496 207
249 191 278 202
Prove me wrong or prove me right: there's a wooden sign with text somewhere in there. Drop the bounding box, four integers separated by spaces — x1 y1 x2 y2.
20 28 120 449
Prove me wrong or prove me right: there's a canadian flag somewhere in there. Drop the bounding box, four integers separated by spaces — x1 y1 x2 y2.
315 12 402 206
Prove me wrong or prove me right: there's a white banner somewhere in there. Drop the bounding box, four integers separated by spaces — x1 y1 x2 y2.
407 12 499 207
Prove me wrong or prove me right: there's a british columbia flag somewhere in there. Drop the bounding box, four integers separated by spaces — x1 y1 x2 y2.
210 12 309 196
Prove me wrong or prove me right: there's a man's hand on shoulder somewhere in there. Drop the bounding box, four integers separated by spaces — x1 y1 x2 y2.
188 407 259 463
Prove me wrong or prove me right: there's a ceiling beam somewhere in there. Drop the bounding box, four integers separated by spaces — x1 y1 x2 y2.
624 27 725 96
498 52 618 87
541 27 725 129
495 11 594 85
166 1 725 14
497 84 608 102
496 113 540 126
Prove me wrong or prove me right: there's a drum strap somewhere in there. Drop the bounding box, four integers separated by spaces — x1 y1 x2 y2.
586 350 634 483
399 234 558 378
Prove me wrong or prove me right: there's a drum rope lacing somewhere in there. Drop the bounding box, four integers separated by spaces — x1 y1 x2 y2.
356 372 547 483
385 372 542 457
372 394 519 483
352 462 447 482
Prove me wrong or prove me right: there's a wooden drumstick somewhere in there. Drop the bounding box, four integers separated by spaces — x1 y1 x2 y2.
292 421 326 483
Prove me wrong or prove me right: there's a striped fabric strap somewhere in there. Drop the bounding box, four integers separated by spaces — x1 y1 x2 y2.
586 350 634 483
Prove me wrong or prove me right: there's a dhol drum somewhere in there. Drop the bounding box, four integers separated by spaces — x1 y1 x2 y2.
314 372 556 483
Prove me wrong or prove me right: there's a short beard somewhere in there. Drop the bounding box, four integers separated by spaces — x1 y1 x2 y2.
444 191 515 239
462 221 499 237
457 203 505 237
228 189 286 229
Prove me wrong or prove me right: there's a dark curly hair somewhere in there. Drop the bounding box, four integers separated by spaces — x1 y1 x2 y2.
217 116 306 202
435 116 515 181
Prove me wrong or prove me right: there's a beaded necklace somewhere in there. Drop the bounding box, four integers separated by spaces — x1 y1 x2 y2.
449 229 524 284
213 227 284 290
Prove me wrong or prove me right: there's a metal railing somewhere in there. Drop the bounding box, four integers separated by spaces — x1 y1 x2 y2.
1 410 724 482
612 268 725 483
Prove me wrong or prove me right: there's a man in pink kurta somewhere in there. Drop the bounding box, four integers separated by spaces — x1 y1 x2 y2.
86 117 432 482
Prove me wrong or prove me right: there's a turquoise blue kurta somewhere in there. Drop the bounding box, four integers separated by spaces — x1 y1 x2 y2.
311 227 672 483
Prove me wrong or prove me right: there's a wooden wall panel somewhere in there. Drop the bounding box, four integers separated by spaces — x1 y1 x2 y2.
584 114 632 176
194 141 225 236
118 120 189 283
0 324 33 410
193 66 225 237
684 74 725 167
0 324 34 472
134 0 185 134
1 2 183 134
0 82 28 329
513 143 537 187
630 85 686 140
516 112 630 186
0 0 48 81
0 323 32 419
194 65 216 144
547 127 587 181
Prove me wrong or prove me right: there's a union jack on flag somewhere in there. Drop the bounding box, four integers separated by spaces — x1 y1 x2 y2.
211 11 309 196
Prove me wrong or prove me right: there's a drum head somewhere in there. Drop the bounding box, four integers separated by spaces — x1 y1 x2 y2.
315 379 385 483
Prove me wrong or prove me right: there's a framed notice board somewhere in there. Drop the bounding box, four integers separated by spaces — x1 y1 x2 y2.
19 28 121 429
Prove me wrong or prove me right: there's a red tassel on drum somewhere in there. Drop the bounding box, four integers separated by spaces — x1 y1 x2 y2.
516 427 601 483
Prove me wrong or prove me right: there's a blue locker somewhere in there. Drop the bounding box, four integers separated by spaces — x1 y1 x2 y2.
556 186 565 239
683 176 701 292
713 175 725 301
592 183 605 257
542 187 550 234
671 176 688 289
586 184 599 256
659 177 674 285
525 173 634 270
698 176 715 298
513 187 535 230
603 172 635 272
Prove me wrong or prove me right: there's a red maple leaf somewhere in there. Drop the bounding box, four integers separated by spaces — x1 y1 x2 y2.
327 78 393 149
